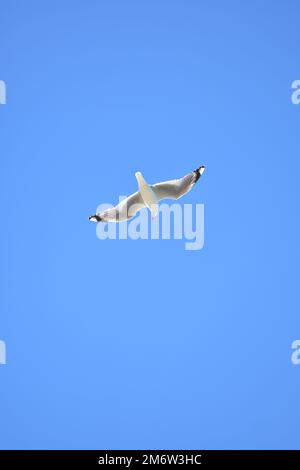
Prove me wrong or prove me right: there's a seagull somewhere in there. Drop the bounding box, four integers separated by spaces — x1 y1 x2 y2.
89 165 205 223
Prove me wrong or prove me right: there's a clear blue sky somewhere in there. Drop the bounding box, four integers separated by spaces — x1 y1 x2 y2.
1 0 300 450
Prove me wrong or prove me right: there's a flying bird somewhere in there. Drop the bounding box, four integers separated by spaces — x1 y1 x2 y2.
89 165 205 223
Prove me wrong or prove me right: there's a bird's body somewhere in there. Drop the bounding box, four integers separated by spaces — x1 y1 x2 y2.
135 172 159 218
89 165 205 223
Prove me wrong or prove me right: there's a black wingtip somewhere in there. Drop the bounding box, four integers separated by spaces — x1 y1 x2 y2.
89 214 102 222
194 165 205 182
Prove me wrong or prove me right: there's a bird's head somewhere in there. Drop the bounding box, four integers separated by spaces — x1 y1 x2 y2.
135 171 146 187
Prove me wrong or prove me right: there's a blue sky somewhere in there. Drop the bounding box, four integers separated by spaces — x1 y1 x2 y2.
1 0 300 449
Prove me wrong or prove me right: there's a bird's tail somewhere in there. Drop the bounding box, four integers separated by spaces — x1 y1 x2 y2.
89 214 102 222
194 165 205 182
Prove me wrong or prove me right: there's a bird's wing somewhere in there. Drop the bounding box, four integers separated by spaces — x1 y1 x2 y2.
151 166 205 201
98 191 145 222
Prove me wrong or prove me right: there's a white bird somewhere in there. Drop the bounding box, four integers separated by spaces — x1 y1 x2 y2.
89 165 205 223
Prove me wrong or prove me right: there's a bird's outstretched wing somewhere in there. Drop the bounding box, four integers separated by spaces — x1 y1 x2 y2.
151 165 205 201
89 191 145 223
